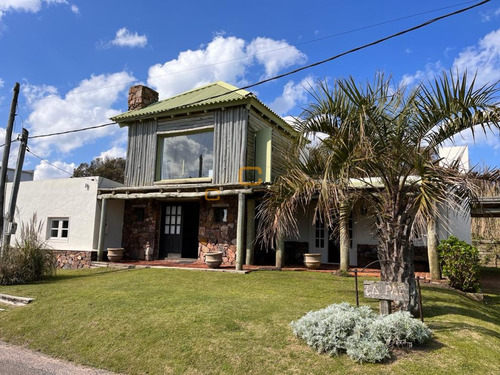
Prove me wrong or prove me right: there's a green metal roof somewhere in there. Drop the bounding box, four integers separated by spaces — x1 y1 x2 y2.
110 81 296 135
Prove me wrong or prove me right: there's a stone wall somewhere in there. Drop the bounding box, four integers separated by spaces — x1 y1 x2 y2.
122 199 161 260
52 250 95 269
473 240 500 268
198 196 238 265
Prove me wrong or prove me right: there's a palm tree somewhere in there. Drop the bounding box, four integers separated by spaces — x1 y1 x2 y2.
258 72 500 310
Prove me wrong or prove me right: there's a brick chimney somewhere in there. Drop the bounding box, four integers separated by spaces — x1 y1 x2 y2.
128 85 159 111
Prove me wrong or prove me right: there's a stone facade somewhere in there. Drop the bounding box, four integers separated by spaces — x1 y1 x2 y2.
53 250 95 269
198 196 238 265
473 239 500 268
122 199 161 260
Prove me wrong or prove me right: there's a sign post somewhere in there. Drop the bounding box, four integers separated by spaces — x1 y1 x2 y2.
363 281 410 315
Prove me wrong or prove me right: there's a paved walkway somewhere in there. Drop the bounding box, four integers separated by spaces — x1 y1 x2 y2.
0 341 121 375
94 259 432 280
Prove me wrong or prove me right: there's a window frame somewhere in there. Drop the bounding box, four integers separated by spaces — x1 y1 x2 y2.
155 127 215 183
47 217 70 241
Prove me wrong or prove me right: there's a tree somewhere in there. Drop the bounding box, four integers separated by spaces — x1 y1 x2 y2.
258 72 500 310
73 156 125 183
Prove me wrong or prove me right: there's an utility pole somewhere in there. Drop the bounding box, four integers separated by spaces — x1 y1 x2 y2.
1 128 29 254
0 82 20 258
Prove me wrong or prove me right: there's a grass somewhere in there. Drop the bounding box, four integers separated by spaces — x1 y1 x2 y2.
0 267 499 375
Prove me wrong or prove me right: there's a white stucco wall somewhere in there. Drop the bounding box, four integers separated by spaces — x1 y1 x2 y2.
4 177 124 252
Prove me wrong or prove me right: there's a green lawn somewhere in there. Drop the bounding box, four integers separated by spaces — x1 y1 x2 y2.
0 268 499 375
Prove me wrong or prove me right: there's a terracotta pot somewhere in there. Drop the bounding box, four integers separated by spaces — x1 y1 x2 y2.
304 253 321 269
107 248 124 262
205 252 223 269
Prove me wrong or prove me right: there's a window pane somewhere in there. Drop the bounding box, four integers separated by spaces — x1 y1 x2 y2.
176 225 181 234
160 131 214 180
165 217 170 225
177 206 182 214
51 220 59 229
176 216 182 225
166 206 171 215
165 226 170 234
171 206 176 215
62 220 69 229
51 229 58 237
61 230 68 238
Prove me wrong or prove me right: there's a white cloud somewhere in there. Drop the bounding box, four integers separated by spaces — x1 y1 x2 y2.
70 4 78 14
246 37 306 78
269 76 314 116
110 27 147 48
23 71 136 157
452 28 500 87
97 146 126 160
400 61 443 87
0 0 73 20
33 159 75 180
148 35 307 98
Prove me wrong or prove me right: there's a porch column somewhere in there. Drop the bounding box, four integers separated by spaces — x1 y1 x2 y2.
339 201 350 272
275 234 285 269
427 211 441 280
245 198 255 265
236 193 245 271
97 198 108 262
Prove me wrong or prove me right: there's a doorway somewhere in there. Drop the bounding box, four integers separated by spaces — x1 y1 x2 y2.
160 202 200 258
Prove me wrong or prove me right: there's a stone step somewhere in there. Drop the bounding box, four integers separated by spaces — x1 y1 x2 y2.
0 293 35 306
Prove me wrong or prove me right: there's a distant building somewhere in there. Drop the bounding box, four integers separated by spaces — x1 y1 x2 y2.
0 167 34 182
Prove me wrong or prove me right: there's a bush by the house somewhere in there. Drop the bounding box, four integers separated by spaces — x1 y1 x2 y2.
438 236 481 293
0 214 55 285
290 303 431 363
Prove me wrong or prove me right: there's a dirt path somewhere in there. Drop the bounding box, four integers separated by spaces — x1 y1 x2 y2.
0 341 122 375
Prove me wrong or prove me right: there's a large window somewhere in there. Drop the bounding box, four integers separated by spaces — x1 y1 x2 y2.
157 130 214 181
48 218 69 239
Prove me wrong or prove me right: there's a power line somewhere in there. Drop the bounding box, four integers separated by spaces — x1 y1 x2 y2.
133 0 491 119
26 148 74 177
28 122 117 140
0 0 481 104
2 0 490 141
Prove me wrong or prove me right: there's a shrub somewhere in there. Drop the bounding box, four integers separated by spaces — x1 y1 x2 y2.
438 236 481 292
0 214 56 285
291 303 431 363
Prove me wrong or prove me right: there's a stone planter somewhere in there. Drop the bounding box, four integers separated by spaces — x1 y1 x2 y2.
107 248 124 262
304 253 321 269
205 251 223 269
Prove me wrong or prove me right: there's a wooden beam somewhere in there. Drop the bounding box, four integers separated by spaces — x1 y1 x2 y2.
97 198 108 261
245 198 256 265
98 189 253 200
236 193 245 271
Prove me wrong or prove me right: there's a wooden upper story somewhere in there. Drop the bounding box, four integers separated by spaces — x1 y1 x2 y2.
111 82 297 188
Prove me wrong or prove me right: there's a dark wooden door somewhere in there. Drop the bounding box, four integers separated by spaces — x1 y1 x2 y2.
162 204 183 257
160 202 200 259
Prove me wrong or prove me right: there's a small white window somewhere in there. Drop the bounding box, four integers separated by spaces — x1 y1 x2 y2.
48 218 69 239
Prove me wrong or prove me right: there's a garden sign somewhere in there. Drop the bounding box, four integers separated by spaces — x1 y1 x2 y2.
363 281 410 315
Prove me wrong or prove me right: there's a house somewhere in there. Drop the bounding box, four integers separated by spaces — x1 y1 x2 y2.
100 82 471 270
100 82 295 268
4 177 124 268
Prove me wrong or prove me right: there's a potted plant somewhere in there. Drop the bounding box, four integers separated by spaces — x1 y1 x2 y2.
304 253 321 269
205 251 223 268
107 248 124 262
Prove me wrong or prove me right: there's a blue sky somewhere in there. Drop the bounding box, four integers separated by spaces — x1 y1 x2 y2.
0 0 499 179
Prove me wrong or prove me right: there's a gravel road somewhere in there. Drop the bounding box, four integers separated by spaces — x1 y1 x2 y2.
0 341 122 375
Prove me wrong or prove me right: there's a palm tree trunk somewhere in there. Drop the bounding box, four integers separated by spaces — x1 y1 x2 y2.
377 209 418 312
